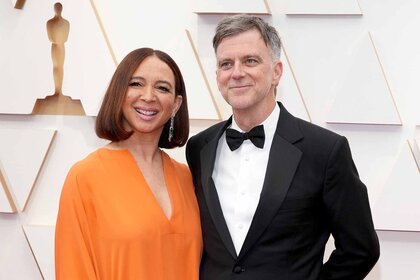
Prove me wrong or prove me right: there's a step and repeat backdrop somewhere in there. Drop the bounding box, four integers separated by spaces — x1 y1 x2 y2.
1 0 420 279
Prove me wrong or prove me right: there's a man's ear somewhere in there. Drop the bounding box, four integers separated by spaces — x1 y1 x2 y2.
272 60 283 86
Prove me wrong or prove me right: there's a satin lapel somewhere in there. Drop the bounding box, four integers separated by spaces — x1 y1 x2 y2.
238 102 303 260
200 119 237 259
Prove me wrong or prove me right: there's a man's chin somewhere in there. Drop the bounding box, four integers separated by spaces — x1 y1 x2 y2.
227 100 253 111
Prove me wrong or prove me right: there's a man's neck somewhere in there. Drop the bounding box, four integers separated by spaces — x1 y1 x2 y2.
233 101 276 132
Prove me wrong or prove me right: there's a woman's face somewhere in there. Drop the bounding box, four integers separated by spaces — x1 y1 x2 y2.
122 55 182 139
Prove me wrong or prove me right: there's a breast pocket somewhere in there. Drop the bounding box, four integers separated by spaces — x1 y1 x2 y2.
271 196 318 228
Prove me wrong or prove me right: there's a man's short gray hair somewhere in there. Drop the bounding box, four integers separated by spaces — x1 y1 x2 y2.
213 14 282 60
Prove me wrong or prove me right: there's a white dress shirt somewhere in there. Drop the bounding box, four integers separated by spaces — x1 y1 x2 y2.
212 105 280 254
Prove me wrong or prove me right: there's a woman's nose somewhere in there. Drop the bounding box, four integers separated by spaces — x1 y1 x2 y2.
140 86 156 102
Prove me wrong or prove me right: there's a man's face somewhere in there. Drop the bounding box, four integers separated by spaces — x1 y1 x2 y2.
215 29 282 115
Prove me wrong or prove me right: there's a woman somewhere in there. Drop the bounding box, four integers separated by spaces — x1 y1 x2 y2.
55 48 202 279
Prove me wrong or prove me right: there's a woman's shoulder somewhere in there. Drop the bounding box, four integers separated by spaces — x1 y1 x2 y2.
67 148 109 181
164 152 191 180
168 155 190 172
60 149 106 198
71 148 101 169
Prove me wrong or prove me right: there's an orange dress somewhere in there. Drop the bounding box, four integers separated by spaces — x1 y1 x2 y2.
55 148 202 280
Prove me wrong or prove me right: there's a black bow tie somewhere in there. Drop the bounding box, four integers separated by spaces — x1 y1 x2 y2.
225 125 265 151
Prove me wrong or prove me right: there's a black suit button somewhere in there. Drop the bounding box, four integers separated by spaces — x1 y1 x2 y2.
233 266 245 274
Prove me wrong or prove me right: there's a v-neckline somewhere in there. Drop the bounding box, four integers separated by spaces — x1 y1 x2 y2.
134 150 174 223
101 147 176 223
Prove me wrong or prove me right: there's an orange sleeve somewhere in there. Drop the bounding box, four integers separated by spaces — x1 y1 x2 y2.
55 165 97 280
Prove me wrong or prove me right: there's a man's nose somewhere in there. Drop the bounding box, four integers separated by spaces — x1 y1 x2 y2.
231 63 245 79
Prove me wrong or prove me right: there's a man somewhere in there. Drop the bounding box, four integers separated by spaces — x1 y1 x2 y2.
186 14 379 279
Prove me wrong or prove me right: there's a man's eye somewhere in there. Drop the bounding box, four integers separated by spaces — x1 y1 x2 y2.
219 61 232 70
245 58 258 65
129 82 143 87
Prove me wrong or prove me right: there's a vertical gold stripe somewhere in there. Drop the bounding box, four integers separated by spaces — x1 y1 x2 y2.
263 0 272 14
356 0 363 14
89 0 118 66
369 32 403 124
22 131 57 212
22 226 45 280
407 140 420 173
186 29 222 121
0 169 17 213
281 40 312 122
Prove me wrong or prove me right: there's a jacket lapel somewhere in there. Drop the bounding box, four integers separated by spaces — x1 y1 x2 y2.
238 103 303 260
200 118 237 259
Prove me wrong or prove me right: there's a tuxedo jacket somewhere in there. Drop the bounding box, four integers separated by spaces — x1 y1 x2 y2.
186 102 379 280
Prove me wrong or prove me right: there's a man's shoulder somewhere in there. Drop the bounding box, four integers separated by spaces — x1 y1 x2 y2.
295 117 341 141
278 102 342 143
282 113 350 164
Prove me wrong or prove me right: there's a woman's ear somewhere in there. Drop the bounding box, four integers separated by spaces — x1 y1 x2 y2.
172 95 183 116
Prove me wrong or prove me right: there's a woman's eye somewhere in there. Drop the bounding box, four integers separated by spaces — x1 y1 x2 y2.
157 86 170 93
129 81 143 87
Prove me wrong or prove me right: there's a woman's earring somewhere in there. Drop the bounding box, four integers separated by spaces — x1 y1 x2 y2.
168 116 174 142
